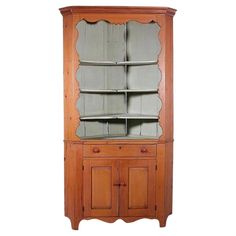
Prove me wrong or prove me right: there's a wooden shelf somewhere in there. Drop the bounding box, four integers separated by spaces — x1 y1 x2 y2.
80 113 159 120
80 135 158 140
79 60 158 66
80 89 158 93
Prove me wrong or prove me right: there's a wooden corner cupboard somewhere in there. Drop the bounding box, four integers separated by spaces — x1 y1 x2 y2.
59 6 176 230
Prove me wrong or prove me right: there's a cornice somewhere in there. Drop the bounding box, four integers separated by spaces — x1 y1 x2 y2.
59 6 177 17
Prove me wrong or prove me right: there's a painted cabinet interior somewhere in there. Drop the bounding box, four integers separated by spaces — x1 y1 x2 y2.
76 21 162 139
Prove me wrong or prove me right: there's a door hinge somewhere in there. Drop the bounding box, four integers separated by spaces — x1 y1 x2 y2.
82 165 84 170
82 206 84 211
155 164 157 170
155 205 157 211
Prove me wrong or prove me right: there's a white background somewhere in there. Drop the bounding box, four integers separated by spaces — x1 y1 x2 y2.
0 0 236 235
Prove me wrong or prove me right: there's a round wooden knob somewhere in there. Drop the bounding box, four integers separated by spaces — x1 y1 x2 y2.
141 147 148 153
92 147 100 153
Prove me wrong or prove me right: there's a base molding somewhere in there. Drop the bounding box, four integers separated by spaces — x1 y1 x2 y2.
85 216 156 223
66 214 172 230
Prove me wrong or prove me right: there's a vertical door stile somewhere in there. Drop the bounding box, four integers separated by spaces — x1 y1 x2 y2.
124 22 128 136
117 160 121 216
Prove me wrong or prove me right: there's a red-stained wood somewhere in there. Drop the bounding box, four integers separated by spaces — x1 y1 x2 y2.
60 6 176 16
158 14 174 142
83 159 119 217
66 139 172 144
61 6 176 230
84 216 156 223
156 142 173 227
71 13 163 25
64 142 83 229
163 15 174 142
119 159 156 217
63 14 80 141
83 144 156 158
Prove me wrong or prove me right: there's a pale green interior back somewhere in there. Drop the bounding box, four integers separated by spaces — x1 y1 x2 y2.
76 20 162 139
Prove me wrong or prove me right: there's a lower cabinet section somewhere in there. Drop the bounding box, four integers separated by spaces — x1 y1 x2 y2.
83 159 156 217
64 142 173 230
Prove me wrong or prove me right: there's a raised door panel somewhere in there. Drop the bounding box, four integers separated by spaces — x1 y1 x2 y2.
119 159 156 217
83 159 119 217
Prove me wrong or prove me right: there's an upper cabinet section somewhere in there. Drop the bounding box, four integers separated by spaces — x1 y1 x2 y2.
60 6 176 141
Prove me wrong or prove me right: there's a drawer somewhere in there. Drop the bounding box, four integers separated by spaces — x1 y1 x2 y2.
83 144 156 157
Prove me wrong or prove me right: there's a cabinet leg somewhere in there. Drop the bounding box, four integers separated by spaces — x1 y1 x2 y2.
66 216 81 230
71 220 78 230
159 217 167 227
157 215 168 227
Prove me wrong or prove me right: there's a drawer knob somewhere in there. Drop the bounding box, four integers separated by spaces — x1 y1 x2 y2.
141 147 148 153
92 147 100 153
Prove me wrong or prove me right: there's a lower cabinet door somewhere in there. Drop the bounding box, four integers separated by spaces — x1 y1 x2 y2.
83 159 119 217
119 159 156 217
